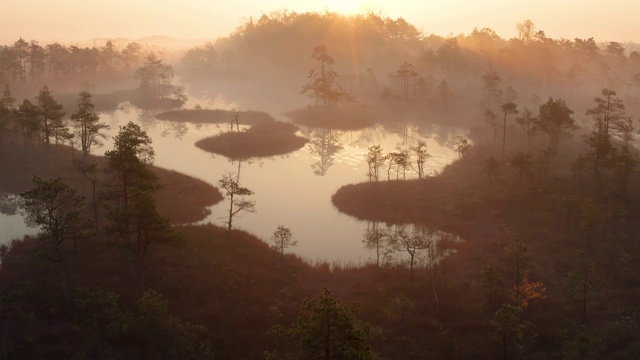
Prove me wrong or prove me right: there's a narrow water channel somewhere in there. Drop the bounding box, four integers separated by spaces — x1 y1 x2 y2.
1 101 466 264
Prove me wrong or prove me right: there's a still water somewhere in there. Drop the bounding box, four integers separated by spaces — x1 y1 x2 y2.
0 101 465 264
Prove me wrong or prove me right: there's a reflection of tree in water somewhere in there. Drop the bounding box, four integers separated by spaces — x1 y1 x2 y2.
137 110 160 131
0 193 36 227
382 121 416 151
0 193 21 216
361 222 460 269
160 121 189 140
362 221 395 268
307 129 343 176
415 123 459 148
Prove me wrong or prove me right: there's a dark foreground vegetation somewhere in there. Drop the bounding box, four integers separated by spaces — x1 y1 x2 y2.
332 89 640 358
2 8 640 360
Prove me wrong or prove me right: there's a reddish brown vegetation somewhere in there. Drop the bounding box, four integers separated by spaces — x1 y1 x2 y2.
0 143 222 224
195 121 307 160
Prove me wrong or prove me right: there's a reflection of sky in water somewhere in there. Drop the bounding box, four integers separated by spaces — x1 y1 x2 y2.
0 214 39 245
1 101 466 264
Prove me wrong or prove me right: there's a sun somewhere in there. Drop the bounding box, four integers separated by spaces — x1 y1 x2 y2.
315 0 374 15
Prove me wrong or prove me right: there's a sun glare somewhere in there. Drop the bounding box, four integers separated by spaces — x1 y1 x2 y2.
313 0 375 15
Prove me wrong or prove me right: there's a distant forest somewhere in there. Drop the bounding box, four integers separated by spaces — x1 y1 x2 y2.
2 11 639 115
3 10 640 359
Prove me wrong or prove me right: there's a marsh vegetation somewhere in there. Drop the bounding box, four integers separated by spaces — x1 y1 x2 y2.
1 9 640 359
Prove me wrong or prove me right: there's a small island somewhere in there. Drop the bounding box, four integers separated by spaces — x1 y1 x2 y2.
195 121 308 160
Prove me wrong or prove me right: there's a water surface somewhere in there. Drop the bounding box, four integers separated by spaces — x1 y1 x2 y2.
1 101 465 264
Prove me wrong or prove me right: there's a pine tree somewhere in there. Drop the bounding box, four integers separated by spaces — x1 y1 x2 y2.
70 90 109 156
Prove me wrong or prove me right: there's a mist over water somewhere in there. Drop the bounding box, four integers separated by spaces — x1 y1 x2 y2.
93 98 463 263
0 89 463 263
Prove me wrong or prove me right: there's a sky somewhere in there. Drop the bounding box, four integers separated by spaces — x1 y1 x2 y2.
2 0 640 45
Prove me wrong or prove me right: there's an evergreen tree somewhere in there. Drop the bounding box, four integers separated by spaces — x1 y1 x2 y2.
270 288 375 360
36 85 67 145
70 90 109 156
301 45 346 106
104 122 171 286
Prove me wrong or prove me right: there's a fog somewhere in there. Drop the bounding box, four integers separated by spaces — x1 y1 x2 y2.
2 4 640 359
3 1 640 44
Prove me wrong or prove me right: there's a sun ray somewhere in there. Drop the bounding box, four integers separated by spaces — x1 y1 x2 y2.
315 0 374 15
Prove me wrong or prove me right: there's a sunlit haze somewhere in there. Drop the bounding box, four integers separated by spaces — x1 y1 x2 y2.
3 0 640 44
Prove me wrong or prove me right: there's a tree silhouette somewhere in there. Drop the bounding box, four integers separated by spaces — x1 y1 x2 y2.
300 45 346 106
70 90 109 157
218 172 255 233
270 288 375 360
21 176 91 298
535 97 575 152
36 85 67 145
500 102 518 156
270 225 297 256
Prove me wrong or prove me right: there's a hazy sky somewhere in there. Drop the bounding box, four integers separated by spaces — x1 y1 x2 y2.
3 0 639 45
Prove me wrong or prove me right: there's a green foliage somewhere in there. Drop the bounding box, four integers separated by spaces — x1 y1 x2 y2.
565 255 601 326
491 304 529 359
270 288 375 360
75 287 214 359
561 325 603 360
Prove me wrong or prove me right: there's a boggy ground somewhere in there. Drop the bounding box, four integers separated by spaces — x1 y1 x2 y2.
3 139 640 358
332 142 640 357
0 142 222 223
0 141 498 359
194 121 308 160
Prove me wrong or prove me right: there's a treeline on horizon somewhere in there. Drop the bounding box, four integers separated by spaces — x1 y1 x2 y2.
180 11 640 109
5 10 640 98
5 10 640 359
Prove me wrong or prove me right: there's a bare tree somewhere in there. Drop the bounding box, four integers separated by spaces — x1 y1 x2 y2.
500 102 518 156
410 141 430 179
395 61 418 100
362 221 394 268
218 172 255 233
365 145 386 182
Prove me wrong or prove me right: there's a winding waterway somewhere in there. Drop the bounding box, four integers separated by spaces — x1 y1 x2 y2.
0 100 465 264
